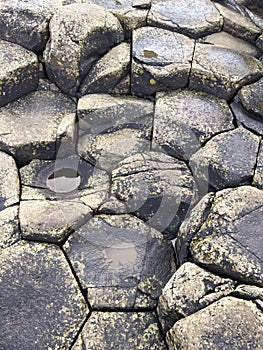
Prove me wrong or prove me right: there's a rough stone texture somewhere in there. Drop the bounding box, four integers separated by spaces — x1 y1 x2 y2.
0 241 88 350
188 186 263 286
72 312 166 350
167 297 263 350
0 0 63 53
77 94 154 170
0 152 20 210
157 262 236 333
0 40 39 107
148 0 222 38
231 101 263 135
131 27 195 96
0 206 20 250
253 140 263 189
257 34 263 51
232 284 263 301
79 42 131 95
214 2 262 42
78 128 151 171
175 192 215 265
44 3 124 96
238 77 263 118
200 31 261 57
77 93 154 135
0 90 76 164
189 43 263 100
189 127 260 190
111 151 196 237
64 214 175 309
152 89 234 160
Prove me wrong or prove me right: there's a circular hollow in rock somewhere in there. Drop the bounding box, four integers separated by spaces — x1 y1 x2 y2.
46 168 81 193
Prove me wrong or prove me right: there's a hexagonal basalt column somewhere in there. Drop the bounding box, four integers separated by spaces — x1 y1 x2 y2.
0 241 88 350
131 27 195 97
19 155 110 243
64 214 176 309
0 40 39 107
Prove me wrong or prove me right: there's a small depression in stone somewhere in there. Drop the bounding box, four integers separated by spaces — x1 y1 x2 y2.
143 50 158 58
47 168 81 193
104 243 137 269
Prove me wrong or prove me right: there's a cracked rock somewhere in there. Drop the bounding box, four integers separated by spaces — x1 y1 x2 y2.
131 27 195 96
72 312 166 350
111 151 196 237
200 31 261 57
157 262 236 333
0 206 20 250
79 42 130 95
44 3 124 96
0 90 76 164
64 214 175 309
78 128 151 171
231 101 263 135
189 43 263 100
189 127 260 190
19 156 109 243
0 0 63 53
0 241 88 350
77 94 154 170
152 89 234 160
148 0 222 38
0 40 39 107
214 2 261 42
238 77 263 119
0 152 20 210
167 297 263 350
186 186 263 286
232 284 263 301
253 140 263 188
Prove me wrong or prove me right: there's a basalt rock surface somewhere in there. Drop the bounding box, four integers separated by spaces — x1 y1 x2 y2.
0 0 263 349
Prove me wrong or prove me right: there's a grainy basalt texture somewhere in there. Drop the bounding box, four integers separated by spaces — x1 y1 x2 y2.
0 0 263 349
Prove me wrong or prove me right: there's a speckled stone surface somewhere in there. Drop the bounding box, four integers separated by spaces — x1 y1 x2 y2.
0 0 263 349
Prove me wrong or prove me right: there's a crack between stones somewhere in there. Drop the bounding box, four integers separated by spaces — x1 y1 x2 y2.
252 138 262 181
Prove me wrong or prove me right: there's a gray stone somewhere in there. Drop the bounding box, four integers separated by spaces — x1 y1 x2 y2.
19 200 92 244
79 42 130 95
109 74 130 95
0 152 20 210
111 151 196 237
0 90 76 164
189 186 263 286
167 297 263 350
64 214 175 309
245 5 263 30
152 89 234 160
72 312 166 350
131 27 195 96
83 0 148 37
214 2 261 42
253 141 263 189
77 93 154 135
0 0 63 53
148 0 222 38
0 241 88 350
231 101 263 135
256 34 263 51
238 77 263 118
157 262 236 333
174 192 215 265
232 284 263 301
78 128 151 171
200 31 261 57
189 43 263 100
0 40 39 107
133 0 151 8
0 206 20 250
44 3 124 96
189 127 260 190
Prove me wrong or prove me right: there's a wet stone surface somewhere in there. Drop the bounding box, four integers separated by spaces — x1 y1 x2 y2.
0 241 88 350
1 1 263 349
64 214 176 309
